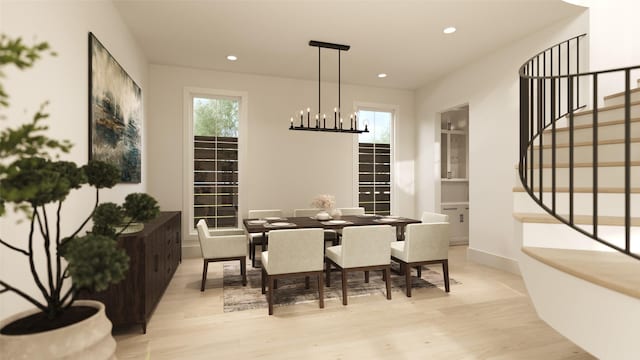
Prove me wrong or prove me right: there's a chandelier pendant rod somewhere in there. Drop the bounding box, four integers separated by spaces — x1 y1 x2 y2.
318 46 321 128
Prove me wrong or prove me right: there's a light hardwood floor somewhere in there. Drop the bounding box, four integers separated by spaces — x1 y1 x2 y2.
114 245 593 359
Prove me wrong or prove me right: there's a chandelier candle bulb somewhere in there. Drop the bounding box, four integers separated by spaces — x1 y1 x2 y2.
315 114 319 128
334 108 337 128
300 110 303 127
290 117 293 129
350 114 353 130
340 118 343 129
307 108 310 127
323 114 326 128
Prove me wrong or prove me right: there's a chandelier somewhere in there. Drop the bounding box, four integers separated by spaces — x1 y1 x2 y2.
289 40 368 134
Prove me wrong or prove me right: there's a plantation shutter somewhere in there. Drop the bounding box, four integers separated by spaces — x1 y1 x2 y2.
193 135 238 228
358 142 391 215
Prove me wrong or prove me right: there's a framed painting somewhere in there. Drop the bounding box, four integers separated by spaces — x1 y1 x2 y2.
88 32 142 183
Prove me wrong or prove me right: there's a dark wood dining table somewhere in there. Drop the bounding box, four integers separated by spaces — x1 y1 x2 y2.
243 215 421 266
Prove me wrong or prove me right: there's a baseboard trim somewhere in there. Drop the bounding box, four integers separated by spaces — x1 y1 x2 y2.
182 242 202 259
467 247 521 275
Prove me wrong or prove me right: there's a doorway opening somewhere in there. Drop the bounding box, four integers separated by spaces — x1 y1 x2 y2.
439 105 469 245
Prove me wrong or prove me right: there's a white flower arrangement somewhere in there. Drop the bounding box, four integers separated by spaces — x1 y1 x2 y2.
311 194 335 210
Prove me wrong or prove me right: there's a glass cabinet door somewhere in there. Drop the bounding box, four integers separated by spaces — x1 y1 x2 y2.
441 131 466 179
441 133 448 178
449 133 466 179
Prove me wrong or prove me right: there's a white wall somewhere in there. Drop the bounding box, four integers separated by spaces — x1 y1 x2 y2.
148 65 415 251
415 12 589 272
0 1 148 320
588 0 640 71
586 0 640 98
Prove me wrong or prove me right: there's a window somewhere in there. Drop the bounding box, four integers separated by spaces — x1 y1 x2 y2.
358 109 393 215
192 96 239 229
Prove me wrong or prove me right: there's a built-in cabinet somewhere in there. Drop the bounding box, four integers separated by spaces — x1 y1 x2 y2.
79 211 181 333
441 203 469 242
440 106 469 244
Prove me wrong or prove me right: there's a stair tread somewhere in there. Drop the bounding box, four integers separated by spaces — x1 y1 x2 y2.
603 86 640 101
514 160 640 168
512 186 640 193
513 212 640 226
573 99 640 117
543 117 640 133
533 137 640 149
522 246 640 300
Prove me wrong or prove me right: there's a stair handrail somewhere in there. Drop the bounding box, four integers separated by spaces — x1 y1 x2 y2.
519 33 640 259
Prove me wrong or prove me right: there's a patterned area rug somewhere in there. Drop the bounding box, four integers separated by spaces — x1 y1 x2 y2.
223 261 460 312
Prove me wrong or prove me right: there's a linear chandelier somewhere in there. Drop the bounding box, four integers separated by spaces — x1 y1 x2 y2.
289 40 368 134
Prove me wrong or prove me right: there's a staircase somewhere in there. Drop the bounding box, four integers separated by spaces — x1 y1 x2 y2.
514 34 640 360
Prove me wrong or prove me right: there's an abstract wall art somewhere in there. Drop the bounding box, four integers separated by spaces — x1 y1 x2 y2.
89 32 142 183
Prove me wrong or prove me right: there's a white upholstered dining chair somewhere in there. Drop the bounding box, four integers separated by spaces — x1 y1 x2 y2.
196 219 247 291
421 211 449 223
294 208 338 245
325 225 395 305
333 207 365 242
293 208 323 217
337 207 365 216
390 222 450 297
247 209 283 268
260 228 325 315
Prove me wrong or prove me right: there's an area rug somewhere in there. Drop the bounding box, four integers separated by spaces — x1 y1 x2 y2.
223 261 460 312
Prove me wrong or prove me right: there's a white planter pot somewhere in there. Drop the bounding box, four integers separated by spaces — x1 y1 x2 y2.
0 300 116 360
316 211 331 220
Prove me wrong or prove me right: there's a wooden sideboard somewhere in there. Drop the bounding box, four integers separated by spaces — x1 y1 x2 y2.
80 211 181 333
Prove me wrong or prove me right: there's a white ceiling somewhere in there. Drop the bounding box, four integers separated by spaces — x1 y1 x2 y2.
113 0 584 90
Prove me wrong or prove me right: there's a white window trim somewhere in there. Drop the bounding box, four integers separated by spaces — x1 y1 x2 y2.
183 87 248 238
352 102 398 215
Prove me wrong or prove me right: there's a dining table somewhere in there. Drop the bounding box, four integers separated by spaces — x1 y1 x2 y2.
243 214 421 267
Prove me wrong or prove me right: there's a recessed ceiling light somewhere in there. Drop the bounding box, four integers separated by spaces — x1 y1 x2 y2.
443 26 457 34
226 55 238 61
377 73 387 78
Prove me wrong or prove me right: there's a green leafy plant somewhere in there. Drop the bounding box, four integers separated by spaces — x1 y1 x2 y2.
0 35 159 322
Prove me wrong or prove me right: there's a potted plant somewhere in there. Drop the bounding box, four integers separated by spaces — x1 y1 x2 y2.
0 36 159 359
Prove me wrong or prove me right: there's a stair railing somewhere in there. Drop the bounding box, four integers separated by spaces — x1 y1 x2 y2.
519 34 640 259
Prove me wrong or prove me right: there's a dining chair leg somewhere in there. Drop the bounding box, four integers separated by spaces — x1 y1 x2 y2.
200 260 209 292
405 263 412 297
268 276 275 315
274 279 278 289
385 267 392 300
442 260 450 293
325 260 331 287
251 245 257 268
417 266 422 278
341 269 348 306
240 257 247 286
261 268 266 294
318 273 324 309
305 276 310 289
364 270 370 283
